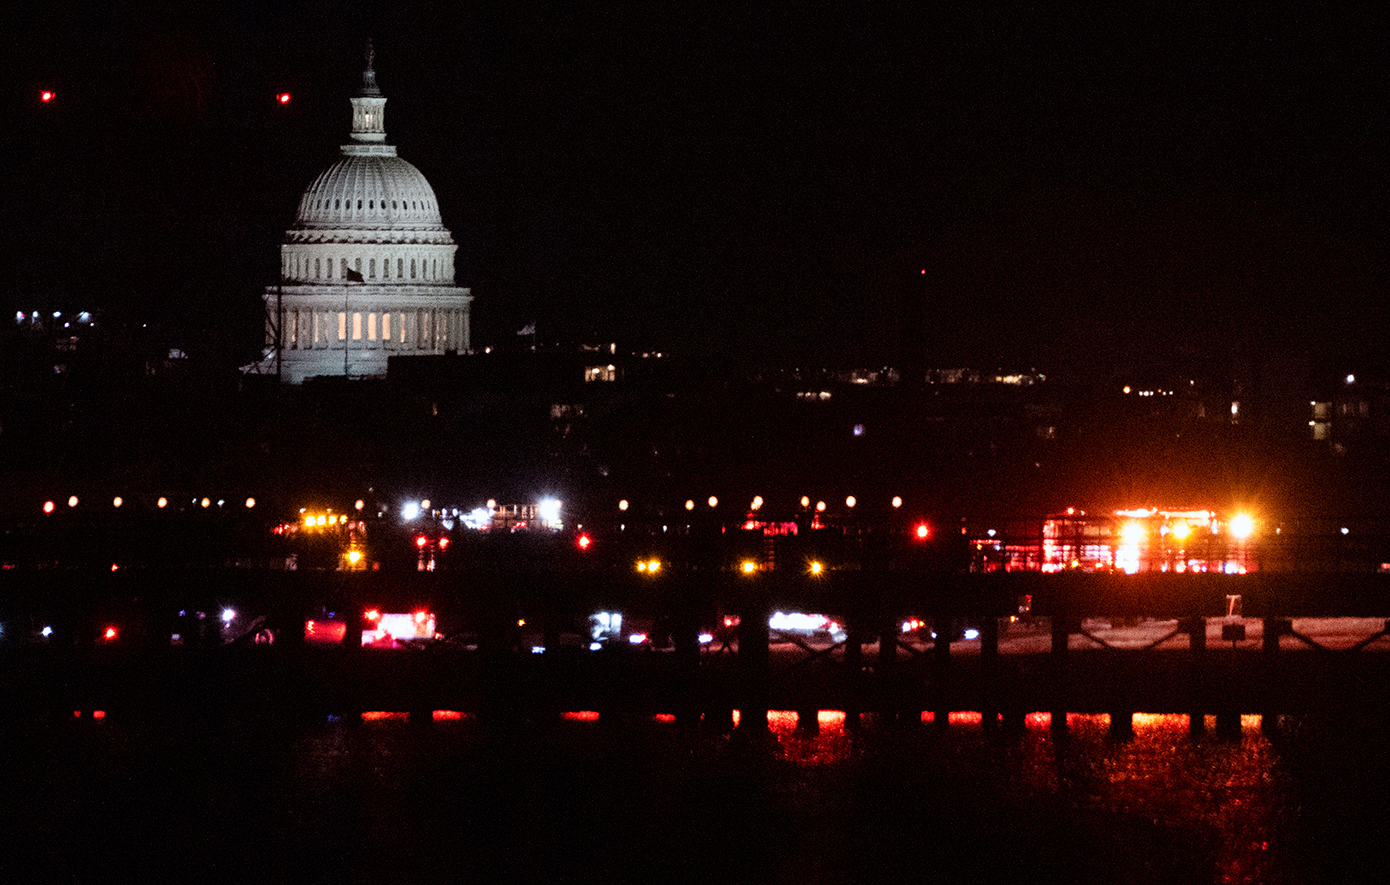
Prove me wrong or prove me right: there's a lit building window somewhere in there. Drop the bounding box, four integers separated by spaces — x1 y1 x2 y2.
368 312 377 341
338 312 346 341
353 312 362 341
382 312 391 343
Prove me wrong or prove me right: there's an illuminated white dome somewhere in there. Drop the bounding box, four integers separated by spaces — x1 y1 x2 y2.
244 43 472 385
292 154 448 235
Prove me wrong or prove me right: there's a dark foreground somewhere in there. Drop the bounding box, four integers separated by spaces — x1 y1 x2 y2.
2 709 1388 884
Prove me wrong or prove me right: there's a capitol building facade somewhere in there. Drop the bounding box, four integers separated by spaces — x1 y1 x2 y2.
247 49 471 383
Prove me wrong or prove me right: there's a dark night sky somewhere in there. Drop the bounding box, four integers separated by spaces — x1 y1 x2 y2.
5 3 1387 377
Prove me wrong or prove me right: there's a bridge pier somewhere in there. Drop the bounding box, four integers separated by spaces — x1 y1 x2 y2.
931 615 951 726
1184 616 1206 736
845 627 864 731
1050 615 1071 733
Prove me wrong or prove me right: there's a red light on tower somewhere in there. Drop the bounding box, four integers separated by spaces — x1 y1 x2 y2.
40 90 55 103
437 536 450 550
576 533 592 551
42 500 55 514
415 535 428 548
276 92 291 104
103 626 118 642
914 522 931 540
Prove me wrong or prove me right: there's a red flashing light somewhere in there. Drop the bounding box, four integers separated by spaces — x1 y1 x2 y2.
42 500 55 514
365 608 381 622
277 92 291 104
915 523 931 540
41 90 55 103
415 535 428 548
576 533 592 550
103 626 117 641
437 536 450 549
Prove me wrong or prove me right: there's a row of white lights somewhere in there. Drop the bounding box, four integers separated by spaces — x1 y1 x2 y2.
618 495 907 512
44 496 257 513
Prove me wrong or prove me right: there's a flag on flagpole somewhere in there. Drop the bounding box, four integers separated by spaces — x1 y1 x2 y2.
344 267 364 283
517 323 535 336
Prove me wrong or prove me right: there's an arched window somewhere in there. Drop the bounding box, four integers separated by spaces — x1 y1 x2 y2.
392 200 397 210
369 258 376 279
369 200 374 209
335 199 340 210
411 259 416 279
314 258 321 278
397 258 404 277
341 258 348 279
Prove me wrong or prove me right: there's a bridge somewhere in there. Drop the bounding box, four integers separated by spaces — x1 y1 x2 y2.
5 564 1390 738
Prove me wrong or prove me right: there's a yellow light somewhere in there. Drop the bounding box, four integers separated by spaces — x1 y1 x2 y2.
421 499 431 510
708 496 718 508
809 561 823 575
742 560 757 574
354 499 364 510
346 549 362 565
1230 513 1255 540
112 497 123 508
200 497 211 508
157 497 168 509
1169 521 1191 541
618 499 629 511
486 499 497 510
685 499 694 511
800 496 810 508
305 516 315 528
245 497 256 509
316 515 327 526
647 560 660 573
816 501 826 512
517 619 526 627
636 561 647 572
751 496 763 510
845 496 856 508
891 496 902 508
67 496 79 508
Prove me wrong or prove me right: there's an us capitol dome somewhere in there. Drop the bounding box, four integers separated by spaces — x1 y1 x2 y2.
245 44 472 383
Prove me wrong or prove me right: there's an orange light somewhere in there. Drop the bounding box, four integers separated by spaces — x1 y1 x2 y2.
809 561 823 575
741 560 757 574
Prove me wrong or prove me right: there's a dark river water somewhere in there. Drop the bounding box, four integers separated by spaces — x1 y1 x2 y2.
3 709 1387 883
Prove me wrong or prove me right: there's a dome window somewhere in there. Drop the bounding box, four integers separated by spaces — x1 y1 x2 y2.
357 200 362 210
392 201 397 209
335 200 340 210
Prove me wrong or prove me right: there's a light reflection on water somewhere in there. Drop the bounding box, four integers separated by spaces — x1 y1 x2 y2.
7 707 1385 882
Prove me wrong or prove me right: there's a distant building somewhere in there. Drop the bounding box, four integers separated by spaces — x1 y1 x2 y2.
244 44 471 383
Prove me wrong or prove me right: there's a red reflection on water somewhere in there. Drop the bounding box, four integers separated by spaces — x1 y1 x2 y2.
432 710 469 721
92 710 105 720
653 713 675 723
361 711 409 722
563 711 600 722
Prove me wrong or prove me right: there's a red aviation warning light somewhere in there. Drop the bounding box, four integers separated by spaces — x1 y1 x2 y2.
276 92 292 104
415 535 428 548
40 90 55 103
103 626 118 642
914 522 931 540
576 533 592 551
